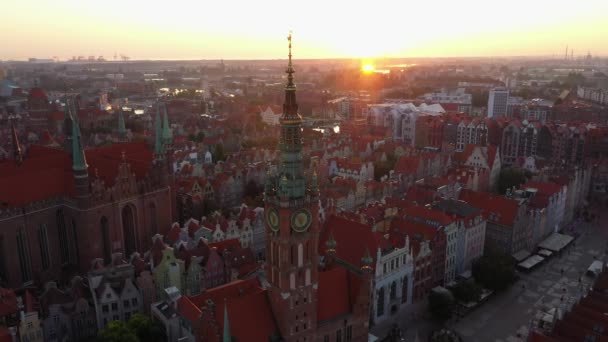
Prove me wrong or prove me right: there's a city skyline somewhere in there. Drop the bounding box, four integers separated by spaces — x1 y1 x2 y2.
2 0 608 61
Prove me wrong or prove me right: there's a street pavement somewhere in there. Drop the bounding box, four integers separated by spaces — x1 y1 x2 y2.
452 214 608 342
370 210 608 342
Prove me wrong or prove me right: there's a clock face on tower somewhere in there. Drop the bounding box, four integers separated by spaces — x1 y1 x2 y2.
291 209 312 232
267 207 280 232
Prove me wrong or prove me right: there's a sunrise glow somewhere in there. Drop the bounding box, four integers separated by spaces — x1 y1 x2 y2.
0 0 607 60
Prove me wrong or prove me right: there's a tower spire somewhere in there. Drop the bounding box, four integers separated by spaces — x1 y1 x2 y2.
117 107 126 141
64 97 74 155
10 121 22 165
161 103 173 144
154 103 164 159
283 31 298 119
223 300 232 342
72 116 88 171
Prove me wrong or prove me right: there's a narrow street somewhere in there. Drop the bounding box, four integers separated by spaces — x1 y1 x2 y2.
370 212 608 341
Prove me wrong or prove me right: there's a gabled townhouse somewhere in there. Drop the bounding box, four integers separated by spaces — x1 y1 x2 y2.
39 277 96 342
454 144 501 191
88 255 144 330
459 189 530 255
521 180 567 235
432 199 487 275
401 206 458 285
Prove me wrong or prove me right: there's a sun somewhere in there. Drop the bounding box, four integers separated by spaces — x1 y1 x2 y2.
362 64 375 73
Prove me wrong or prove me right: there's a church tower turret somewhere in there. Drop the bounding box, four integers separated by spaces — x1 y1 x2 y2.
64 98 74 156
154 103 164 161
264 33 320 342
117 108 127 142
72 118 90 207
10 121 22 165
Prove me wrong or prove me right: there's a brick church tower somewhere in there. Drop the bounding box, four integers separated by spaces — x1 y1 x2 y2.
264 33 321 342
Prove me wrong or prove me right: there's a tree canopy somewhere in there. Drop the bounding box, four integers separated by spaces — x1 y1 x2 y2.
451 279 482 303
497 168 532 194
428 289 455 322
472 253 517 292
97 314 166 342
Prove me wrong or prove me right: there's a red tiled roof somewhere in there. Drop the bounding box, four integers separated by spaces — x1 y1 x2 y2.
459 189 519 226
0 326 12 342
28 87 47 100
85 141 154 187
320 215 384 268
0 142 155 207
0 288 17 317
220 289 279 341
317 267 350 322
391 218 439 242
178 296 201 326
522 181 562 197
189 278 279 340
403 206 454 226
394 155 420 174
208 239 241 255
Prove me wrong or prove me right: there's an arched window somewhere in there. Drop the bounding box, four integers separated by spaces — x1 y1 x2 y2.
298 243 303 267
56 210 69 264
402 277 409 304
0 236 7 283
390 281 397 300
149 203 158 236
70 219 80 264
38 224 50 270
16 227 32 282
122 205 137 257
100 217 111 263
377 287 385 317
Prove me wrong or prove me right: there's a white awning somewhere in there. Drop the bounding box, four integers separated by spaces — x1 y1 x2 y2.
518 255 545 269
538 233 574 252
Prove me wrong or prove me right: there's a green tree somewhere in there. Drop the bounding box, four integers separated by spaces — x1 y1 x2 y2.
497 168 532 194
98 314 166 342
97 321 138 342
451 279 482 303
472 253 517 292
127 314 166 342
428 289 454 322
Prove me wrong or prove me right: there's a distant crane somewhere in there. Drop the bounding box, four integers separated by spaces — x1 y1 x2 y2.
120 54 130 62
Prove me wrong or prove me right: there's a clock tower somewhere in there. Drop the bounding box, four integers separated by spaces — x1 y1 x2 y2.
265 33 320 342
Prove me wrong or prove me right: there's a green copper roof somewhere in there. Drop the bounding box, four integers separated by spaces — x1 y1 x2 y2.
162 104 173 143
117 109 126 136
72 119 88 171
223 301 231 342
154 104 164 157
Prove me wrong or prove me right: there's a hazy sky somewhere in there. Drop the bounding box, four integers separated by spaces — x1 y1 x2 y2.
2 0 607 60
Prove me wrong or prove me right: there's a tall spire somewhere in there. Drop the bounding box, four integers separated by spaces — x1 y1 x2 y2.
154 103 164 159
276 31 305 200
222 301 231 342
161 103 173 144
117 107 126 141
72 116 88 171
10 121 22 165
283 31 298 119
64 97 74 155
